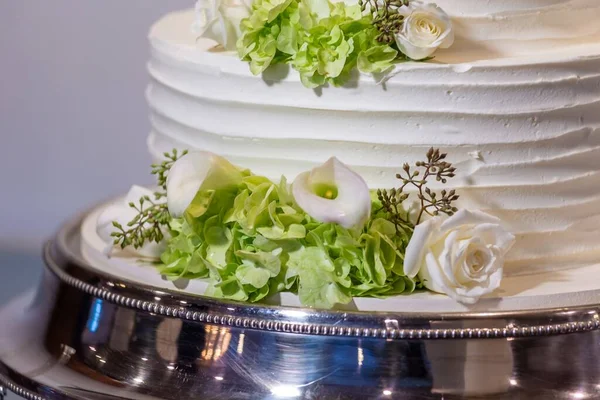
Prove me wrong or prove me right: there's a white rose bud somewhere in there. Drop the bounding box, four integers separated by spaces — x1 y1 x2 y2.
193 0 252 51
404 210 515 304
395 2 454 60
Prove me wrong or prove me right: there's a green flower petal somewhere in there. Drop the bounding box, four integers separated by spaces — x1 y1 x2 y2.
235 249 282 288
357 45 398 74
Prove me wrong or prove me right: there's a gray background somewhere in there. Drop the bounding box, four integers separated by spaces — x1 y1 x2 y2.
1 2 191 398
0 1 190 293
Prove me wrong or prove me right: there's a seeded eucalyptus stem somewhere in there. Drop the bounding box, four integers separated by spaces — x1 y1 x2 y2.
111 149 188 250
111 196 171 249
359 0 411 43
152 149 189 195
378 148 459 233
409 148 459 224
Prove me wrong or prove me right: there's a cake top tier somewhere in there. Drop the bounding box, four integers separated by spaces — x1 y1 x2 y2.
432 0 600 61
431 0 585 14
151 1 600 64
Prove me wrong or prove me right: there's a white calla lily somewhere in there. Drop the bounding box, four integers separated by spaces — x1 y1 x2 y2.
193 0 252 51
96 185 167 259
404 209 515 304
166 151 242 217
292 158 371 229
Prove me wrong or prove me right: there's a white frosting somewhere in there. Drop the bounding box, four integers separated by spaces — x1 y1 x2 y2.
145 9 600 276
430 0 600 61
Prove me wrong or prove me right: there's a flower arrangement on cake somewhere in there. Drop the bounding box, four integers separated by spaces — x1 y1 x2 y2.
94 0 517 309
192 0 454 87
98 149 515 308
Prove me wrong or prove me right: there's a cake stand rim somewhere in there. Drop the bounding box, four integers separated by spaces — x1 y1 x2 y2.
0 364 46 400
40 205 600 339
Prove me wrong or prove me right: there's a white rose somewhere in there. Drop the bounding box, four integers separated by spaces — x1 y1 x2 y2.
404 210 515 304
192 0 252 51
394 2 454 60
96 185 168 259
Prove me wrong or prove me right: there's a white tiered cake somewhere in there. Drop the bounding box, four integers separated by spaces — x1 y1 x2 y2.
82 1 600 311
147 2 600 273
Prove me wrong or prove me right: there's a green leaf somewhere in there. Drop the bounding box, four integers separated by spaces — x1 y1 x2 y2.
225 189 250 224
299 268 352 308
286 246 351 308
275 176 294 205
357 45 397 74
158 251 189 278
249 283 271 302
307 0 330 19
235 249 282 288
277 19 299 54
187 249 209 275
362 233 387 287
255 201 306 240
258 224 306 240
235 262 272 288
333 257 352 288
204 215 233 268
206 278 249 302
265 0 296 22
186 190 214 219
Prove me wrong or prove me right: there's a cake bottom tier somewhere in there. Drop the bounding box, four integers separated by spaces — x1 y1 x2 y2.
82 198 600 313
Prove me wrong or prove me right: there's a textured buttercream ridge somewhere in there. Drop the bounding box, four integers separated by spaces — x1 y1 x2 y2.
147 129 600 191
431 0 599 16
481 196 600 233
147 64 600 93
465 144 600 183
506 233 600 266
148 114 600 161
447 1 599 18
149 38 600 86
149 45 600 85
149 118 600 186
452 171 600 211
504 250 600 276
147 76 600 117
146 83 600 146
149 110 600 145
146 95 600 147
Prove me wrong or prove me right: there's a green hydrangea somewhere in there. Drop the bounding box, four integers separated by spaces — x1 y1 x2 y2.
237 0 399 87
158 164 416 309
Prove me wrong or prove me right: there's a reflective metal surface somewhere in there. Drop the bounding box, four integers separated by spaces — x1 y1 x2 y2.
2 211 600 399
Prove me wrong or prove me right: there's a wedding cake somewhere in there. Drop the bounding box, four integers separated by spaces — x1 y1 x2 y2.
82 0 600 311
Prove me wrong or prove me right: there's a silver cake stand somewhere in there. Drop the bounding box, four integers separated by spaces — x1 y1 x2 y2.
2 211 600 400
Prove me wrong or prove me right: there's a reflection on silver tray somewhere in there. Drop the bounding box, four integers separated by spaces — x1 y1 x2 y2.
2 210 600 399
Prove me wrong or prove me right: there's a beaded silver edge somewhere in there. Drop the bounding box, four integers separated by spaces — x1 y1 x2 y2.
0 374 45 400
43 240 600 340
